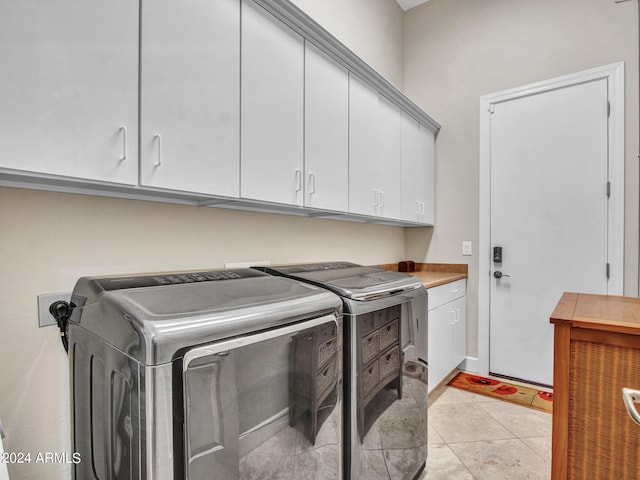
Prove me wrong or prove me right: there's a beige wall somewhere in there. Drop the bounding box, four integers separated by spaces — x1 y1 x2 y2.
291 0 405 88
403 0 640 359
0 1 405 478
0 188 405 478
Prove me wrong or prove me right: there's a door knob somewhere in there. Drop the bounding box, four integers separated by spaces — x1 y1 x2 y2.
494 271 510 279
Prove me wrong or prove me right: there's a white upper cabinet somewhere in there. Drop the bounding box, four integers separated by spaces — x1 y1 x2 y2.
349 76 401 219
0 0 138 184
140 0 240 197
376 96 402 220
304 43 349 212
349 76 381 217
241 0 304 206
401 115 435 224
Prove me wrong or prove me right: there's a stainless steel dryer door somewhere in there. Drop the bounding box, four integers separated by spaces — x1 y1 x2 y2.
182 314 342 480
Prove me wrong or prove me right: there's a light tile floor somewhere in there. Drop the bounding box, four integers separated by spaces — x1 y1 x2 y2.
420 385 552 480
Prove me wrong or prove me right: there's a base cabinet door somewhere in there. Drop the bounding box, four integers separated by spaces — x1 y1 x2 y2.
140 0 240 197
428 280 467 392
241 0 304 206
452 296 467 368
0 0 138 184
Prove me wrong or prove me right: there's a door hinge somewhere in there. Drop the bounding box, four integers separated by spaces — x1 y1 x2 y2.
607 101 611 117
489 104 495 114
607 181 611 198
606 263 611 280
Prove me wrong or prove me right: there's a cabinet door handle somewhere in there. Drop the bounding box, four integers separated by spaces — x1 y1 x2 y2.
295 169 303 192
622 387 640 425
416 200 421 216
419 201 425 216
379 191 385 208
309 172 316 194
154 133 162 167
450 309 456 325
373 189 379 209
119 126 127 162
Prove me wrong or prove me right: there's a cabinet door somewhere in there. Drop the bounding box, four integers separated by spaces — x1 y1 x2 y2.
452 296 467 369
427 307 439 392
419 124 436 224
349 77 403 219
349 76 379 216
376 97 402 219
241 0 304 205
140 0 240 197
437 304 456 383
401 115 435 224
304 43 349 212
0 0 138 184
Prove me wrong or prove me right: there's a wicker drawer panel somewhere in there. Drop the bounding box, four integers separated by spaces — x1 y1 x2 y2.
316 357 337 400
567 340 640 480
362 330 380 365
362 360 380 397
318 337 337 368
379 319 399 351
359 313 375 334
379 346 400 379
317 322 337 343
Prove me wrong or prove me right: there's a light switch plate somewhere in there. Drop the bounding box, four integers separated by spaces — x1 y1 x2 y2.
462 241 472 256
38 292 72 327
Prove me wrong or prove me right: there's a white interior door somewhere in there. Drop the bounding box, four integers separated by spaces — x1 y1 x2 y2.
489 78 610 386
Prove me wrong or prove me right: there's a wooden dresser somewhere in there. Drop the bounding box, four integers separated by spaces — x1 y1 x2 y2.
550 292 640 480
356 304 402 442
290 321 339 444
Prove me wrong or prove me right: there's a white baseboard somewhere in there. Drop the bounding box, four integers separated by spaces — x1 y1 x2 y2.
460 356 479 373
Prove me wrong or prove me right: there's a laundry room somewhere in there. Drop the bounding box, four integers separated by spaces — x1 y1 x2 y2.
1 0 639 479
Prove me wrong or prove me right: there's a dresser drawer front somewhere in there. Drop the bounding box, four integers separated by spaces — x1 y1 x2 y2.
318 337 337 368
379 319 399 351
361 330 380 364
317 322 337 343
379 346 400 380
362 360 380 397
316 357 337 399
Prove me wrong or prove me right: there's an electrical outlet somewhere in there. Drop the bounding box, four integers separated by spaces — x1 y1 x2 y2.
38 292 72 327
224 260 271 269
462 241 472 256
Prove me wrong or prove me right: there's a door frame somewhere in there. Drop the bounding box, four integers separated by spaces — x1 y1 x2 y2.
477 62 625 377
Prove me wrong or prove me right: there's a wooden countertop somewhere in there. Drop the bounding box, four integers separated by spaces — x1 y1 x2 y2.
550 292 640 336
408 271 467 289
380 262 467 289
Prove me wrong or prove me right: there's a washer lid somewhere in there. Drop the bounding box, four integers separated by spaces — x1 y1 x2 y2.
69 268 342 365
262 262 423 301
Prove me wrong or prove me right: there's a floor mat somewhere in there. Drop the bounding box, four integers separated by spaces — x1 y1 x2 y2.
447 372 553 413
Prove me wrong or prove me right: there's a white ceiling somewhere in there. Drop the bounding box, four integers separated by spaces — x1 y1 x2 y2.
395 0 429 11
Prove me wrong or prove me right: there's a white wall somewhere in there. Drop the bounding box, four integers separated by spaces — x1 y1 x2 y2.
403 0 640 359
0 1 405 478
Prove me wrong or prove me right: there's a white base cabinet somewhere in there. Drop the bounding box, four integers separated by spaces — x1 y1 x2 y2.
428 279 467 392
